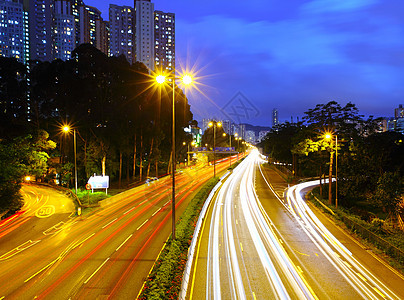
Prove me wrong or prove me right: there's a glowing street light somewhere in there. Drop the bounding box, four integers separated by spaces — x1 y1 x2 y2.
155 72 194 240
62 125 78 194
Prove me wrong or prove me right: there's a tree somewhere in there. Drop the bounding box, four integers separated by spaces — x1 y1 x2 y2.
371 172 403 215
0 130 55 214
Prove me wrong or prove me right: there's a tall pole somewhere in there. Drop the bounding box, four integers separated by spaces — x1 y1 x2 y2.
213 125 216 178
172 79 176 240
335 136 338 209
229 134 232 168
187 144 190 167
74 129 78 195
328 146 334 206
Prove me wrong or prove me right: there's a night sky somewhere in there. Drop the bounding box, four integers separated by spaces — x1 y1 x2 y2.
86 0 404 126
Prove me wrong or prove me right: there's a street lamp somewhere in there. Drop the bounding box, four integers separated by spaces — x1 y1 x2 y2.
324 132 338 208
183 141 195 167
223 133 232 167
208 121 222 178
63 125 78 194
155 72 193 240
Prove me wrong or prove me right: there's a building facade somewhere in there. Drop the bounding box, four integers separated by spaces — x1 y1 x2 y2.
109 4 134 64
26 0 53 61
135 0 154 70
154 10 174 72
0 0 29 63
53 0 75 61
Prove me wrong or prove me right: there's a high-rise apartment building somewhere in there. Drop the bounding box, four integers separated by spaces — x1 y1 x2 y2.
95 19 109 55
154 10 174 72
395 104 404 119
86 6 100 45
26 0 53 61
0 0 29 63
109 4 134 64
71 0 83 48
53 0 75 61
272 108 278 128
135 0 154 70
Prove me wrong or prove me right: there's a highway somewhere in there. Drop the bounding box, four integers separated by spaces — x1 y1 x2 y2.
188 149 404 299
0 155 239 299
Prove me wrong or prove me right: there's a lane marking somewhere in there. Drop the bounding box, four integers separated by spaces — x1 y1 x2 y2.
137 219 149 231
116 234 132 252
357 272 367 282
297 266 303 273
84 257 110 284
253 292 257 300
372 287 386 298
102 218 117 229
240 242 244 252
152 208 161 216
343 261 352 268
0 240 41 261
74 233 95 249
123 207 136 215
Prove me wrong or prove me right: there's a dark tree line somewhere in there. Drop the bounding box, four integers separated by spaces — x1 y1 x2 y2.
260 101 404 215
0 44 194 212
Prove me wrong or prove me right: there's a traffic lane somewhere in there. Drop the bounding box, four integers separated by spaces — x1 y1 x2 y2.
256 166 361 299
2 161 227 299
81 167 222 299
304 196 404 299
0 180 177 298
0 159 232 299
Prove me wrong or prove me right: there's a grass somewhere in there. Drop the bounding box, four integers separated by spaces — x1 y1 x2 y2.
74 188 111 206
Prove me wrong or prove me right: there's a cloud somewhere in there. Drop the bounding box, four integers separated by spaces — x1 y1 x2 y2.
302 0 377 14
174 1 404 124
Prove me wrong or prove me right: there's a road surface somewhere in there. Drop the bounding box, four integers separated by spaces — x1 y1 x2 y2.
188 149 404 299
0 155 241 299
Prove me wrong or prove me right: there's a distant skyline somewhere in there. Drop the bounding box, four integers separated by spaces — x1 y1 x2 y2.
85 0 404 126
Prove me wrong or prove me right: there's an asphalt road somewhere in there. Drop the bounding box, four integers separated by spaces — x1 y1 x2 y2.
188 150 404 299
0 184 75 261
0 155 242 299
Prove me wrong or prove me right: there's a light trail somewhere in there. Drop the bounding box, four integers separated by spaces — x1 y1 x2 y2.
205 149 316 299
285 180 401 300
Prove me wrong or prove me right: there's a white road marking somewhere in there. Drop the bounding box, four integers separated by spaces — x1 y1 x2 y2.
84 257 110 284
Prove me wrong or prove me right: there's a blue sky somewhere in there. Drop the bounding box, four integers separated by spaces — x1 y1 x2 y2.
86 0 404 126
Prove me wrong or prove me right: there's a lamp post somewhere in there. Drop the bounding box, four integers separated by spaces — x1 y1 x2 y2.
335 135 338 209
183 141 195 167
63 126 78 194
223 132 233 167
208 121 222 178
155 73 193 240
325 133 338 207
